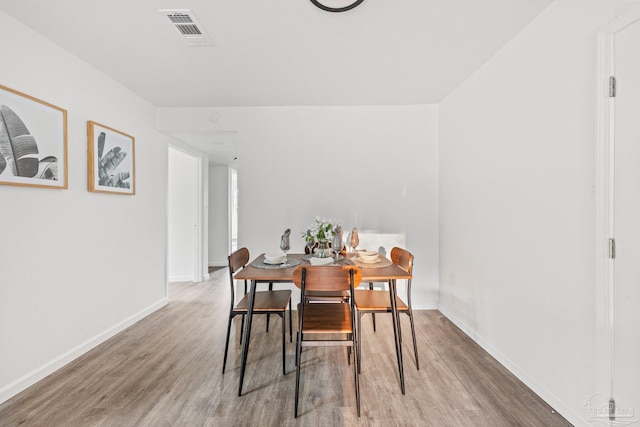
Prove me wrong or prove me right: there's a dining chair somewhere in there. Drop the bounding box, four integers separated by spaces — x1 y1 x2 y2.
303 244 349 302
292 265 363 418
223 247 292 375
354 247 419 371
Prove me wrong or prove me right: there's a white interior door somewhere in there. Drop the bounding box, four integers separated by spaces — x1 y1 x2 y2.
167 146 201 282
611 12 640 422
231 168 238 252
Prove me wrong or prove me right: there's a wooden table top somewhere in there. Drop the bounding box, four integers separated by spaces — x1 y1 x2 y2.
234 253 411 282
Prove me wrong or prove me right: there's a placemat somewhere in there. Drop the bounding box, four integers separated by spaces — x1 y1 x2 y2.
302 254 344 262
250 257 301 269
298 256 391 268
350 256 392 269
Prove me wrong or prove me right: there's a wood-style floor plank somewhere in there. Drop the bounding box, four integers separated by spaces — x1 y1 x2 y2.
0 269 571 426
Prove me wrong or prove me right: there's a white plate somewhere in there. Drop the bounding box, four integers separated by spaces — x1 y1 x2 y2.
263 258 285 265
357 256 381 264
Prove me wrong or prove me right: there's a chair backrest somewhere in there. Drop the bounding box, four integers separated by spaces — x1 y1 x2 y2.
292 265 362 292
229 247 250 274
228 247 250 306
390 247 413 275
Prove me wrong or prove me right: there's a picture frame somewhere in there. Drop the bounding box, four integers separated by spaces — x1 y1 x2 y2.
0 84 68 189
87 121 135 195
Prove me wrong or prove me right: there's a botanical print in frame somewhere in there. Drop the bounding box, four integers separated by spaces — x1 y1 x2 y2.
87 121 135 195
0 84 68 189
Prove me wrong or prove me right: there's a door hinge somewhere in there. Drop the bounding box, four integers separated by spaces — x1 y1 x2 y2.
609 238 616 259
609 76 616 97
609 397 616 420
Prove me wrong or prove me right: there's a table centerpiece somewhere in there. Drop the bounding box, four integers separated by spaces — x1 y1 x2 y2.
302 216 341 258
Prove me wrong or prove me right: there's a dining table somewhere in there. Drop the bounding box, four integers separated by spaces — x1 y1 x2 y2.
234 252 412 396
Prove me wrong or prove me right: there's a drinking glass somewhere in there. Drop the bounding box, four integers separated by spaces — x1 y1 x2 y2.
306 239 315 256
332 239 342 261
280 229 291 265
304 230 315 256
332 229 343 262
349 228 359 255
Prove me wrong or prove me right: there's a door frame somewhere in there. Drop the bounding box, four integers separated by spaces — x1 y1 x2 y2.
595 3 640 411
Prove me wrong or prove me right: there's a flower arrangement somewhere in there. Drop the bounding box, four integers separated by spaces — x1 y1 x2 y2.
302 216 340 244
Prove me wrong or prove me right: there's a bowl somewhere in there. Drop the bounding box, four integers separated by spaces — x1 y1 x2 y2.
358 251 379 262
310 256 334 266
264 252 285 263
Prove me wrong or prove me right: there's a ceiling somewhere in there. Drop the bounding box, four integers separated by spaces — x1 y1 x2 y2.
0 0 553 163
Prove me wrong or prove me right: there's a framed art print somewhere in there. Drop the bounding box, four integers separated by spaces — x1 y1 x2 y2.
87 121 135 195
0 84 68 189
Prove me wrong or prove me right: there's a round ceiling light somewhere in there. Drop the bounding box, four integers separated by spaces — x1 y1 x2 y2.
310 0 365 12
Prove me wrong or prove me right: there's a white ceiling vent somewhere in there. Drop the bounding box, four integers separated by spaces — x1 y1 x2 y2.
159 9 213 46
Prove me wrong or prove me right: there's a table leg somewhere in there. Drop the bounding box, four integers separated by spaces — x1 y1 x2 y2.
238 279 257 396
388 278 405 394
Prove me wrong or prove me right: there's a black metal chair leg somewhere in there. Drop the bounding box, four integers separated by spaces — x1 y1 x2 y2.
357 312 363 373
238 281 256 397
295 332 302 417
289 299 293 342
266 282 273 332
408 310 419 370
295 331 300 367
239 314 245 346
369 282 377 331
354 331 361 417
389 281 405 395
281 312 286 375
222 314 233 374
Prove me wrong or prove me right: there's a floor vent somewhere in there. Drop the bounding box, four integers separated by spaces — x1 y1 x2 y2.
160 9 213 46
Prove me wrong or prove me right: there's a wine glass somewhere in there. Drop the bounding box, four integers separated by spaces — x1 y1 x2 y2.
280 229 291 265
332 227 343 262
304 230 315 257
349 228 359 255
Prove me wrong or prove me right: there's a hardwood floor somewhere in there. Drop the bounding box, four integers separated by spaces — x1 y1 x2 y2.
0 269 571 426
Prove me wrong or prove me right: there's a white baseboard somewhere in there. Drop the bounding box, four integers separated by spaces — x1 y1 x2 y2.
437 303 585 427
168 273 211 283
415 300 439 310
208 261 227 267
0 298 168 405
168 275 194 282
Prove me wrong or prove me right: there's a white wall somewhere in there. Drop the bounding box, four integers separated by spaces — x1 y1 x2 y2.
209 164 231 267
438 0 635 425
0 11 167 403
5 0 630 419
159 105 440 308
